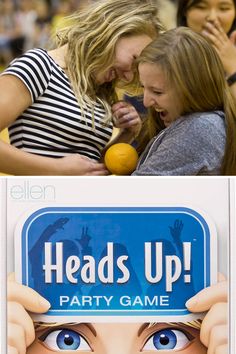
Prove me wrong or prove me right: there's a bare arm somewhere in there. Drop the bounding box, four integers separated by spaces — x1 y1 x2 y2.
0 75 108 175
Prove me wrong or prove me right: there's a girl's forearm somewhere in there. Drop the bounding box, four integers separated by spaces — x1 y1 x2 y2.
0 140 60 175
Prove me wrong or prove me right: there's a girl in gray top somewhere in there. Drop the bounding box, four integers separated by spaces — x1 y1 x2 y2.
131 27 236 176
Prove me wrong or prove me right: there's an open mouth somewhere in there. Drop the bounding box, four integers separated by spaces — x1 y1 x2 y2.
154 107 163 112
160 111 168 119
155 108 168 119
160 111 168 118
105 69 116 82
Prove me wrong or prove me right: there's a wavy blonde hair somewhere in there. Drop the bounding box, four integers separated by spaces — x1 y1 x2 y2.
136 27 236 175
56 0 162 123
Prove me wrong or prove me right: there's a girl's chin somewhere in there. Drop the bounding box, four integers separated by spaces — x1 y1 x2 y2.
161 115 176 127
162 118 172 127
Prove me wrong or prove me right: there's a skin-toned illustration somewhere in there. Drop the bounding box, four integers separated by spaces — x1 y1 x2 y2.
27 323 206 354
7 274 227 354
177 0 236 98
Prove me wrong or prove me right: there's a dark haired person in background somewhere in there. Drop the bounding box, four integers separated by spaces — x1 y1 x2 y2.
177 0 236 98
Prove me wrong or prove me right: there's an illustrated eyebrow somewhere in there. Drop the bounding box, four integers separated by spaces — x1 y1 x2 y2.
138 323 150 337
83 323 97 337
38 323 97 341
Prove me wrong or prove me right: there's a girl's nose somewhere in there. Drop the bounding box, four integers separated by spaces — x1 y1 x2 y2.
205 9 218 22
143 91 154 108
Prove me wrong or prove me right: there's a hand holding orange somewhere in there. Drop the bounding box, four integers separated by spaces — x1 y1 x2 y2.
104 143 139 175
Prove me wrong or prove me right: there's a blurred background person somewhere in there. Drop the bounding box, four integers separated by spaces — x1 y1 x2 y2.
0 0 25 66
177 0 236 98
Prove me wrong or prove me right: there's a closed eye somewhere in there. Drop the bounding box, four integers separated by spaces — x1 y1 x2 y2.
193 3 207 9
138 84 163 95
219 6 234 11
153 91 163 95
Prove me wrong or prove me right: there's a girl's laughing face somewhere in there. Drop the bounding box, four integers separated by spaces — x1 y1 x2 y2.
139 62 183 127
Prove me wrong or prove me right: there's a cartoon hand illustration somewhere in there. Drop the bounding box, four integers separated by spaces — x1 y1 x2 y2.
7 274 50 354
186 280 228 354
169 220 183 239
169 220 184 251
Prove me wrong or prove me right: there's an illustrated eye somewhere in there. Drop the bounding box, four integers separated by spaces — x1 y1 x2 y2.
143 329 191 351
39 328 92 351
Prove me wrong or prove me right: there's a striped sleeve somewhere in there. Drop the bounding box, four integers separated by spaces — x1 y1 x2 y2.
1 49 53 102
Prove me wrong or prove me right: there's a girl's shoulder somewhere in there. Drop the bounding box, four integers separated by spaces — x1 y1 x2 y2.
175 111 225 130
166 111 226 144
7 48 53 68
2 48 54 102
2 48 54 81
185 110 224 121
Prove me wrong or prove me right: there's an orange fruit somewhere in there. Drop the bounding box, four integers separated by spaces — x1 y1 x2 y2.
104 143 139 175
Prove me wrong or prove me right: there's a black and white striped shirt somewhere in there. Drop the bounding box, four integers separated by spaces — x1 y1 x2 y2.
2 48 113 160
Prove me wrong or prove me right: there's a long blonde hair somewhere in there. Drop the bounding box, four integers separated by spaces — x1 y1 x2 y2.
136 27 236 175
56 0 162 122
